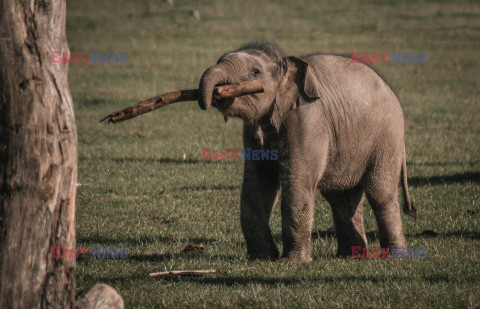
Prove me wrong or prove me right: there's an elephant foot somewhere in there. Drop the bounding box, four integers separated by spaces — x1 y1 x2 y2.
281 256 312 263
281 250 312 263
336 245 367 258
380 239 407 250
336 235 368 258
247 246 279 261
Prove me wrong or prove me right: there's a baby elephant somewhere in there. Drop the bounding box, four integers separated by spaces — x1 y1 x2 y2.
198 42 416 262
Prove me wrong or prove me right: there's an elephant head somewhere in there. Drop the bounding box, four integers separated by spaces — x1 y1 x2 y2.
198 42 321 127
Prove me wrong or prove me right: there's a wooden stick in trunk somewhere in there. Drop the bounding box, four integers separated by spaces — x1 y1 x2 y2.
100 79 263 124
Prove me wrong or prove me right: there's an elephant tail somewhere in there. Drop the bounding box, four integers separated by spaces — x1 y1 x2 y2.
401 152 417 221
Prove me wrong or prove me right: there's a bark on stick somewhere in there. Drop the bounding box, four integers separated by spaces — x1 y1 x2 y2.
100 80 263 123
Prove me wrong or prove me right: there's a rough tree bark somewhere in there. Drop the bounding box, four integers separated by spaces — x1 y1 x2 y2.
0 0 77 307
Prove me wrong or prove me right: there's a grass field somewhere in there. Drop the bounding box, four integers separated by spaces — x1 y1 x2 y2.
68 0 480 307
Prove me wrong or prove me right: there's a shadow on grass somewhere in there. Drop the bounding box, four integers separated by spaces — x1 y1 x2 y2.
128 253 180 262
407 230 480 240
125 252 238 263
80 154 241 165
187 274 480 286
174 184 240 192
75 252 175 265
76 251 237 267
407 160 479 167
77 234 219 247
408 172 480 186
88 156 220 165
311 229 480 241
87 273 480 287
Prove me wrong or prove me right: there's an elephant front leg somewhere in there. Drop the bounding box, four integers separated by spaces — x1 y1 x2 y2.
280 180 316 262
241 162 280 260
278 121 328 262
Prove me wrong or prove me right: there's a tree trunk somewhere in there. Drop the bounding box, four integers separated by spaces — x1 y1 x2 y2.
0 0 78 307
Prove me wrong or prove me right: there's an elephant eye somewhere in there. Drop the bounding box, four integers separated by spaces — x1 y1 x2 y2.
251 68 261 77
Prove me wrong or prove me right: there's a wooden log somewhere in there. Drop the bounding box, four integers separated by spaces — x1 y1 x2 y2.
149 269 216 277
100 79 263 123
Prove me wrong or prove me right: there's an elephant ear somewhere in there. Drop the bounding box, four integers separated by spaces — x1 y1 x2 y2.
286 56 322 99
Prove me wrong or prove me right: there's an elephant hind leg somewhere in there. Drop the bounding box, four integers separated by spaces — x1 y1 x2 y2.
322 186 368 257
365 161 407 249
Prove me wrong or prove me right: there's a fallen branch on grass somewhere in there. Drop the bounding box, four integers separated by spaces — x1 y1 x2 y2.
100 79 264 124
149 269 216 277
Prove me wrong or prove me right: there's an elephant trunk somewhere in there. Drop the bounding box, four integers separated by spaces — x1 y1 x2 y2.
198 63 229 110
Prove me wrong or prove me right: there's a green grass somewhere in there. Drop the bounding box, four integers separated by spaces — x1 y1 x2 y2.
69 0 480 307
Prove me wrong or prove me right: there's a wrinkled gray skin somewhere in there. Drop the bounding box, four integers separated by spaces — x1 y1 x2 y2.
198 42 416 262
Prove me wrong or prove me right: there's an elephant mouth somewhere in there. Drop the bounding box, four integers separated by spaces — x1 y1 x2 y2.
212 81 235 111
212 97 235 111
